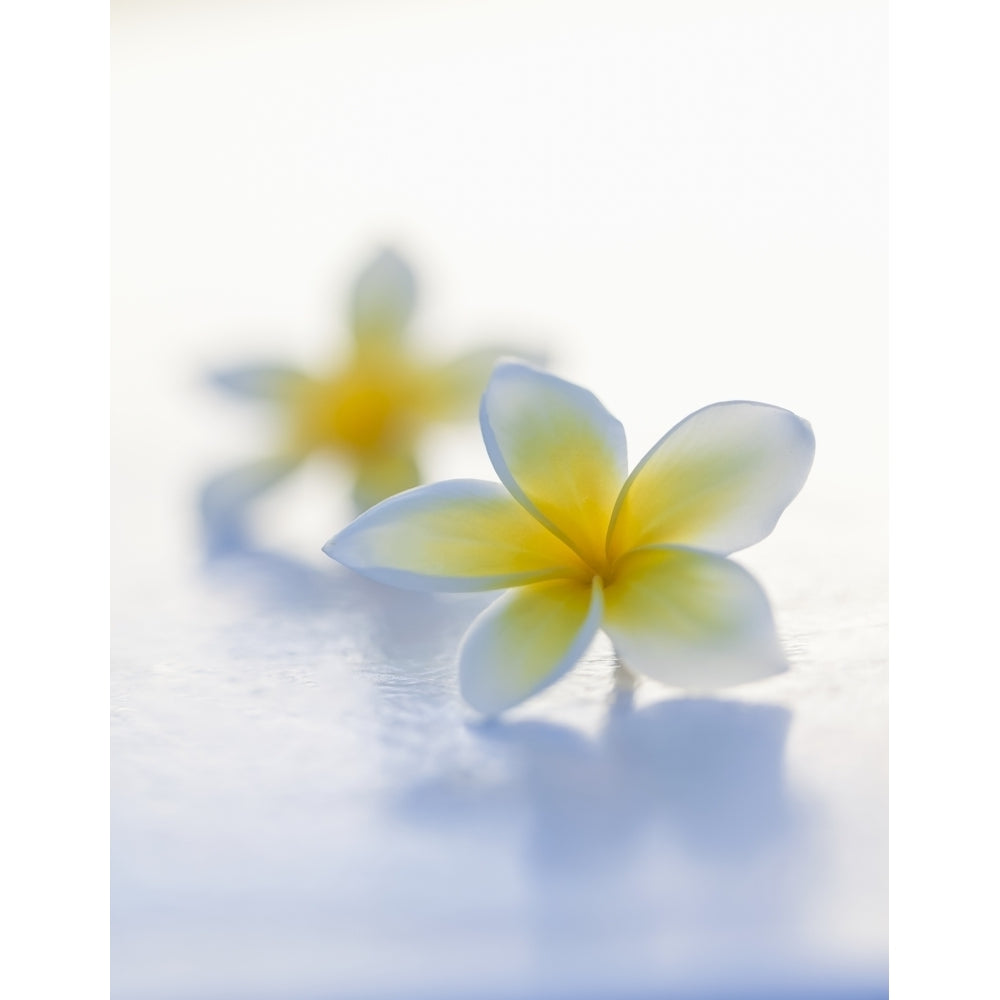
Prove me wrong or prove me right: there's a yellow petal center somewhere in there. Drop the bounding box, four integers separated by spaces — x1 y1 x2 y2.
286 358 425 457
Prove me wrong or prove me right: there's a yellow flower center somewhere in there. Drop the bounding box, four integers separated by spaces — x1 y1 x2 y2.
287 358 422 457
556 520 621 588
581 548 623 588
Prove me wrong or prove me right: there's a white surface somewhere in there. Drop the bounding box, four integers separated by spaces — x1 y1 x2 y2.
112 1 887 996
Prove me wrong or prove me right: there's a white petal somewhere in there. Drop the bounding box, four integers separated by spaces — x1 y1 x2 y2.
607 401 815 558
323 479 585 591
350 449 421 512
350 248 416 346
480 361 627 567
460 577 603 714
419 347 543 421
210 365 306 400
199 455 301 553
603 545 785 689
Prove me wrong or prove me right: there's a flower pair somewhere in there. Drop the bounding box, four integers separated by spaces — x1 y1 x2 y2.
324 361 815 714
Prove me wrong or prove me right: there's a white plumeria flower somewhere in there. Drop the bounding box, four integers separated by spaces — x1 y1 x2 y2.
323 362 815 714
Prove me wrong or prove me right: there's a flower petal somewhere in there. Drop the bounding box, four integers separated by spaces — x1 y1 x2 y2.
323 479 586 591
480 362 627 567
603 546 785 689
351 449 421 512
210 365 307 401
199 455 301 554
350 248 416 348
460 577 603 714
420 347 543 422
607 401 815 559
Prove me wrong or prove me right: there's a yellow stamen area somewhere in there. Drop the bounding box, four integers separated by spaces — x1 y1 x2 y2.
553 515 625 590
286 357 427 458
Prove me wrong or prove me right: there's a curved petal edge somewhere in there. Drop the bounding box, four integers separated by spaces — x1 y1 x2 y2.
459 576 604 714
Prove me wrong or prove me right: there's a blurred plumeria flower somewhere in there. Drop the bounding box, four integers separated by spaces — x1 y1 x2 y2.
323 362 815 714
203 248 526 550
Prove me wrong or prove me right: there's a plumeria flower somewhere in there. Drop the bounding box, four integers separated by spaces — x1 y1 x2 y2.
202 248 524 549
323 362 815 714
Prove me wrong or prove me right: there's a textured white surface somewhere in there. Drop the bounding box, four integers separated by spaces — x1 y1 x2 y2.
112 2 887 996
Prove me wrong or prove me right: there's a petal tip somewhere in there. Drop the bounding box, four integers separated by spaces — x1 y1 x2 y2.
321 516 369 570
457 674 510 716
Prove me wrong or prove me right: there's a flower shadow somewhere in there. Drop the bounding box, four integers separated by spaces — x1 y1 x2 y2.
600 694 795 864
203 543 346 613
200 531 487 668
401 693 801 879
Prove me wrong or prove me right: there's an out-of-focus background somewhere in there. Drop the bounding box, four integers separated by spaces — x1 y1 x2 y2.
112 1 887 997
